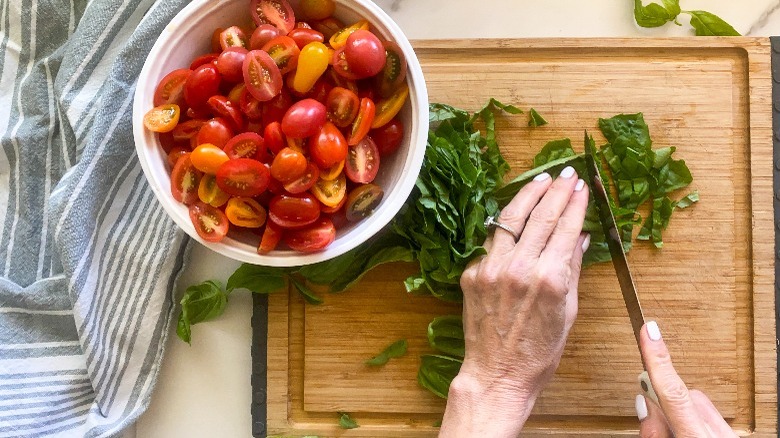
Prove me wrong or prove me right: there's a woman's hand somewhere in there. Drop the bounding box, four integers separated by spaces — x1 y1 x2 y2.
636 321 737 437
439 166 590 437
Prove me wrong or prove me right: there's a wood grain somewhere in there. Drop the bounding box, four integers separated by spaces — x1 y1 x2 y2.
266 38 776 436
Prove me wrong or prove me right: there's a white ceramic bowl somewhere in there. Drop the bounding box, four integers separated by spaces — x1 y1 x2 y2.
133 0 428 266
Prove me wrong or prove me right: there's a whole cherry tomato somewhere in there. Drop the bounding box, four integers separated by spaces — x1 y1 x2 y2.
184 64 222 111
292 42 329 94
270 147 307 183
264 121 286 154
370 118 404 155
281 98 326 138
309 122 347 169
288 28 325 50
283 217 335 252
191 143 230 174
196 118 234 148
249 24 282 50
299 0 335 20
268 193 321 228
344 30 385 78
216 47 248 83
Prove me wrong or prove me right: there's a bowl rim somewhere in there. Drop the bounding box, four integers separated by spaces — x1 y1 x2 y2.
132 0 428 267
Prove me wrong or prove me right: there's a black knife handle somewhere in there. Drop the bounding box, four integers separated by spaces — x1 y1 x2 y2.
251 292 268 438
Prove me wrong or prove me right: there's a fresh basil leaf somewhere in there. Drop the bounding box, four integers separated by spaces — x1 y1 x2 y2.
686 11 740 36
427 316 465 357
634 0 680 28
338 412 359 429
675 191 699 209
656 158 693 194
528 108 548 127
290 277 323 305
365 339 408 366
417 355 463 399
176 280 228 345
598 114 652 149
494 154 584 207
226 264 287 294
533 138 574 167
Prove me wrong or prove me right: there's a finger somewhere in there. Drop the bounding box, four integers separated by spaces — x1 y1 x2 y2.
640 321 709 435
539 178 589 266
691 390 738 437
485 172 553 256
564 233 589 331
514 166 579 260
637 395 673 438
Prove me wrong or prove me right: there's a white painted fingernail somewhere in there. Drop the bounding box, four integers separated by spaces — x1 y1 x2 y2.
533 172 550 182
635 394 648 421
647 321 662 341
582 234 591 252
574 179 585 191
560 166 575 179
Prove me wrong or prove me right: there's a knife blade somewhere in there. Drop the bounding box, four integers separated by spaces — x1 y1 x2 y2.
583 132 658 404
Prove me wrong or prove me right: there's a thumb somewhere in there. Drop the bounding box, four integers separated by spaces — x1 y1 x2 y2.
636 394 672 438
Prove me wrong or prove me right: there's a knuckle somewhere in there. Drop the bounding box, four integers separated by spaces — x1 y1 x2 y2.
555 214 582 235
475 264 503 289
529 207 557 229
658 378 691 405
499 208 527 226
531 268 567 297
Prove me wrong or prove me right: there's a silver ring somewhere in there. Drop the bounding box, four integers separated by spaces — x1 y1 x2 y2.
484 215 520 242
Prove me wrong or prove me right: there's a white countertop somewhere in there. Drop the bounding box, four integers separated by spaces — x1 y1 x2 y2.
134 1 780 436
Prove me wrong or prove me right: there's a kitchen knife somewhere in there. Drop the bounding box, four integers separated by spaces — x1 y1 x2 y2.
583 132 658 405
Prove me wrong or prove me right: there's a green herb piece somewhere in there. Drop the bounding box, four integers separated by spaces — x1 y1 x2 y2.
176 281 228 344
633 0 681 28
427 316 465 357
417 355 463 399
226 264 287 294
433 420 442 427
533 138 574 167
338 412 359 429
676 191 699 209
686 11 740 36
290 277 323 305
365 339 408 366
528 108 548 127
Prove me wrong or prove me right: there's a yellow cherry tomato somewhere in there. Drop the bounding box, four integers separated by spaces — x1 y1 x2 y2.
293 42 329 94
328 20 369 50
190 143 230 174
143 104 180 133
319 160 344 181
371 83 409 129
198 174 230 207
225 197 267 228
311 172 346 207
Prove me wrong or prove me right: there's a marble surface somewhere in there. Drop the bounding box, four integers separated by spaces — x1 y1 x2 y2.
134 1 780 437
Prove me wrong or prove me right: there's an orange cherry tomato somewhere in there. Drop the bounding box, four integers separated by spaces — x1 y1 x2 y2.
292 42 329 94
143 104 180 133
311 172 346 207
319 160 344 181
347 97 375 145
191 143 230 174
299 0 335 20
328 20 369 50
271 147 308 183
225 197 267 228
258 221 283 254
371 84 408 129
198 174 230 207
311 17 344 40
309 121 347 169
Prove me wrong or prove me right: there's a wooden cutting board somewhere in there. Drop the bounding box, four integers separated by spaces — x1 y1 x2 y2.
265 38 776 436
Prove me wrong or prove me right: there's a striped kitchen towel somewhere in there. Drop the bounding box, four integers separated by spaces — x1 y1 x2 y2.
0 0 191 436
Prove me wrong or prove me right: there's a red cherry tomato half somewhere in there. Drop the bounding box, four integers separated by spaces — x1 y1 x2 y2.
309 121 347 169
250 0 295 34
172 119 205 142
261 36 300 75
281 98 326 138
189 53 219 70
207 96 244 132
258 221 283 254
167 147 189 168
375 41 407 98
219 26 247 50
264 121 286 154
243 50 283 102
196 118 234 148
270 147 307 183
288 28 325 50
185 63 222 111
189 202 229 242
283 162 320 194
370 118 404 155
283 217 335 252
239 88 263 121
345 136 380 184
154 69 191 107
347 97 375 145
216 47 248 83
331 47 360 80
171 153 203 205
345 183 384 222
311 17 344 41
249 24 282 50
211 28 224 53
216 158 271 197
344 30 385 79
269 193 321 229
223 132 268 162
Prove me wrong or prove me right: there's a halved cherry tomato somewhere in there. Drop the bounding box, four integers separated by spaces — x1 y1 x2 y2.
216 47 248 83
185 64 222 111
293 42 329 94
370 118 404 155
346 183 384 221
270 147 307 182
171 153 203 205
186 106 211 120
331 47 360 80
261 87 292 126
167 147 189 168
309 122 347 169
224 132 268 162
228 83 245 104
154 69 191 107
283 217 335 252
375 41 407 98
266 176 287 195
281 98 326 138
239 88 263 121
299 0 335 20
311 172 346 207
243 50 283 102
264 121 286 154
225 197 267 228
325 69 358 94
250 0 295 34
220 26 247 50
325 86 359 127
198 174 230 207
258 221 283 254
344 30 385 78
207 95 244 131
172 119 206 142
283 162 320 194
311 17 344 40
159 132 187 153
288 28 325 50
269 193 321 228
262 36 300 75
296 21 312 29
348 97 375 145
216 158 271 197
320 190 346 213
250 24 282 50
144 104 180 133
189 202 229 242
345 136 379 184
329 20 369 50
371 84 408 129
286 136 306 153
212 28 224 53
189 53 219 70
191 143 230 174
305 78 332 104
319 159 344 181
196 118 234 148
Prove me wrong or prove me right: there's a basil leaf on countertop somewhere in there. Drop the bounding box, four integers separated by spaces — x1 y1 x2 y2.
675 191 699 209
290 277 323 305
226 264 287 294
634 0 681 28
338 412 359 429
176 280 228 344
427 315 465 357
686 10 740 36
365 339 408 366
528 108 548 127
417 355 463 399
